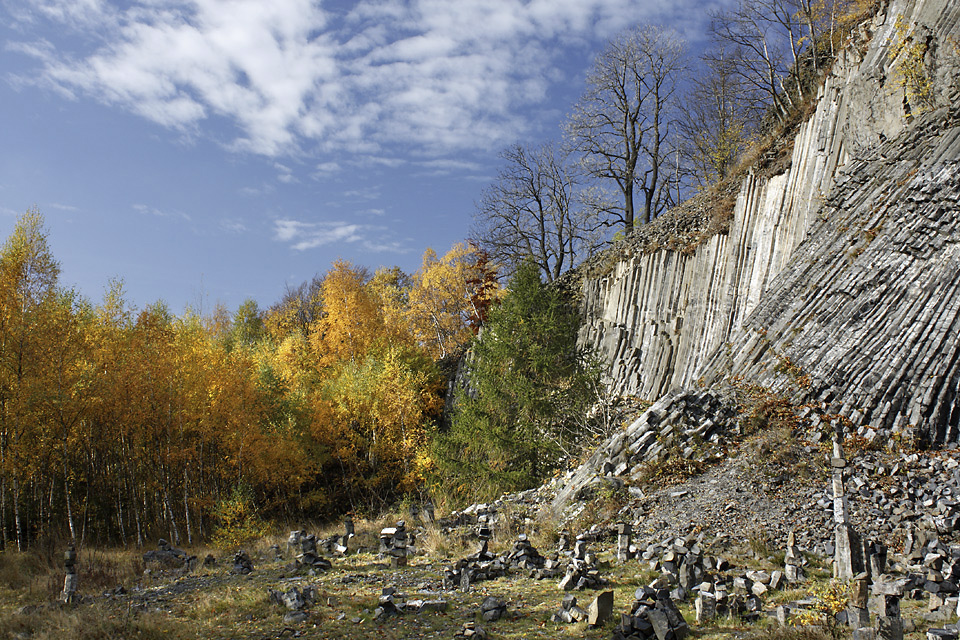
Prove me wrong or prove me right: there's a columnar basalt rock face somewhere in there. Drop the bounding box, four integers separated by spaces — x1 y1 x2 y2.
577 0 960 444
703 106 960 445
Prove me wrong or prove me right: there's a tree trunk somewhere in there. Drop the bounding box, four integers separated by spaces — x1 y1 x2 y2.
13 477 23 551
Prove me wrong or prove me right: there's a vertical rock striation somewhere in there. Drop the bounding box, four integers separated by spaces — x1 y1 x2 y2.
577 0 960 444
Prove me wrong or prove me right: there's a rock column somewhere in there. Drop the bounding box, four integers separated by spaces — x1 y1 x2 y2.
616 523 633 563
784 530 805 582
848 572 871 629
832 435 864 580
60 543 78 604
873 577 908 640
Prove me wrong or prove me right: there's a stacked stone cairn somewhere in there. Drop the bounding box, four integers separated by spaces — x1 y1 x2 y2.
559 535 607 591
232 550 253 575
617 523 634 562
444 535 549 590
268 584 317 623
552 590 615 626
552 594 588 623
613 587 689 640
379 521 412 568
784 530 806 582
291 532 332 572
454 622 488 639
372 586 448 620
502 534 545 571
143 538 196 570
444 540 504 591
61 543 78 604
832 433 866 581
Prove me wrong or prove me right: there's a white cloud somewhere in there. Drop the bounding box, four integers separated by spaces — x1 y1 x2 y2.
9 0 726 162
220 218 247 233
133 203 191 222
273 217 410 254
273 218 366 251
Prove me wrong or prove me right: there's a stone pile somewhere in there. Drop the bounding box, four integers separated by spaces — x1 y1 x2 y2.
552 594 588 623
501 534 545 570
143 538 196 570
454 622 488 639
268 584 317 611
553 392 737 509
61 544 78 604
379 521 413 568
372 586 448 620
613 589 689 640
232 550 253 575
293 533 332 573
268 584 318 623
479 596 507 622
444 535 551 590
443 541 506 591
788 449 960 559
784 531 806 582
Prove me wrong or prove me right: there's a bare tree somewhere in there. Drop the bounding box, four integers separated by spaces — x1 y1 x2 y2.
565 24 686 232
710 0 824 126
472 143 597 283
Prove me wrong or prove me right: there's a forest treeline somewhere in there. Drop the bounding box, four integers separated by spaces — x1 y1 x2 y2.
0 212 517 550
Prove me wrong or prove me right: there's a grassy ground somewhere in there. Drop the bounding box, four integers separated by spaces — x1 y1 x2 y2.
1 520 955 640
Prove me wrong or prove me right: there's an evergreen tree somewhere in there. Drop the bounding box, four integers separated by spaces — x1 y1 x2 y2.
431 261 599 501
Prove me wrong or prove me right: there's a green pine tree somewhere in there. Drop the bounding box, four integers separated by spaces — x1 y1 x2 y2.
431 261 599 501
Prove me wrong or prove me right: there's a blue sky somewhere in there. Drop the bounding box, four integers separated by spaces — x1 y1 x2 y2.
0 0 728 314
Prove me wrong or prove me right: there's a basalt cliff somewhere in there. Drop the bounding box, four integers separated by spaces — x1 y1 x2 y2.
574 0 960 448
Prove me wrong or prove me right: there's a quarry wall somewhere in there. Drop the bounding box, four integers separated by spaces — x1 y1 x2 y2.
578 0 960 443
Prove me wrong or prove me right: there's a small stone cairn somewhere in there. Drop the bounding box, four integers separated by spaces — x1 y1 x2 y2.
502 534 545 571
289 531 332 572
613 588 689 640
379 520 413 568
784 530 806 582
60 543 78 604
373 586 448 620
268 584 317 623
142 538 195 570
231 550 253 575
558 535 607 591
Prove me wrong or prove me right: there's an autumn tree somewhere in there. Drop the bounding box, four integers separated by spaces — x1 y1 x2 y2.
0 209 63 550
406 244 490 360
473 143 598 282
709 0 815 126
566 25 686 232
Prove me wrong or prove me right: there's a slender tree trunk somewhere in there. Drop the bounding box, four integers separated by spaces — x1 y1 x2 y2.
64 466 75 540
0 473 6 551
164 491 179 545
13 477 23 551
117 480 126 544
183 468 192 545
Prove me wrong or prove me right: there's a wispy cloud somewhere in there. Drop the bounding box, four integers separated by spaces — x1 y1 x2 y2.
8 0 726 161
47 202 79 211
133 203 191 222
273 217 408 253
220 218 247 233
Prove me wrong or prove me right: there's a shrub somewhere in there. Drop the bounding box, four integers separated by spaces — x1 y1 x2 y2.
210 483 270 549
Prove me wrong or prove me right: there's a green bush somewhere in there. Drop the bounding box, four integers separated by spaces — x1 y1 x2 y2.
210 483 270 549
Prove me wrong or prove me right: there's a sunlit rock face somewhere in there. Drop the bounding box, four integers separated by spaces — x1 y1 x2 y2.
577 0 960 445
